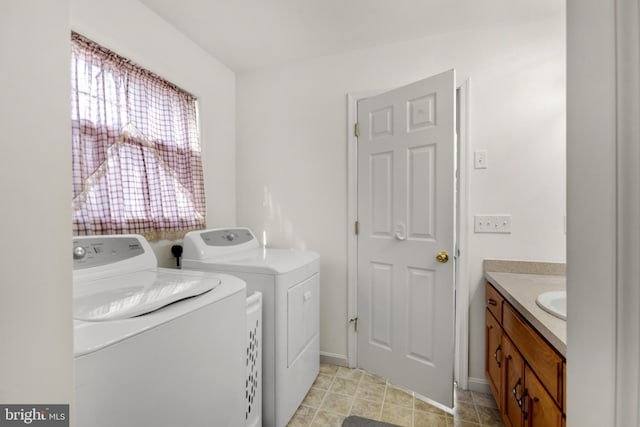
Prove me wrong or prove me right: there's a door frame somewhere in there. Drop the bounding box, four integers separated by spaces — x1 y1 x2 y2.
346 79 470 389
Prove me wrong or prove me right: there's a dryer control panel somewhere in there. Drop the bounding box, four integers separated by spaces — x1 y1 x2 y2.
73 236 146 269
183 228 260 259
200 228 255 247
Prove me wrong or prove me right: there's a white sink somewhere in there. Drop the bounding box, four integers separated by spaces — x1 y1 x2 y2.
536 291 566 320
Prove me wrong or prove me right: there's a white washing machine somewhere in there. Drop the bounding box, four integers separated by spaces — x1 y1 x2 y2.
245 290 263 427
73 234 247 427
182 228 320 427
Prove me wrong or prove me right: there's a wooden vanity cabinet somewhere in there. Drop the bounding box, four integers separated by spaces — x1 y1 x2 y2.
486 283 504 321
502 335 525 427
525 365 563 427
503 304 563 407
485 282 565 427
486 311 503 405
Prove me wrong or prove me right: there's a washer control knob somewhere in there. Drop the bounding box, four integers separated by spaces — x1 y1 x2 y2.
73 246 87 260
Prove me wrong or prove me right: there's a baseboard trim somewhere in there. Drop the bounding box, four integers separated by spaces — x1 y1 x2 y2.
467 377 491 394
320 352 348 367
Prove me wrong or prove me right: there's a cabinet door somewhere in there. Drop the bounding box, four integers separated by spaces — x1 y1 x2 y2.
486 310 502 408
502 335 525 427
503 303 563 406
525 365 562 427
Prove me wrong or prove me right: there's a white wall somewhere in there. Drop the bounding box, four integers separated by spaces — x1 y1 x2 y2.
71 0 237 267
237 14 566 379
0 0 73 414
566 0 621 426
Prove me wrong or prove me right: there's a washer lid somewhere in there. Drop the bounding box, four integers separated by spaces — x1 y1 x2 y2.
74 270 220 321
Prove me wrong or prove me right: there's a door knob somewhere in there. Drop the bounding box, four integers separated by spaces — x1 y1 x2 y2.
436 251 449 263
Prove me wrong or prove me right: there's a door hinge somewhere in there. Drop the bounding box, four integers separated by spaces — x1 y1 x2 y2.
354 122 360 137
349 317 359 332
354 220 359 235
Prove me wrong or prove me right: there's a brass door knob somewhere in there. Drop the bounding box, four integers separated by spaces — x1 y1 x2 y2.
436 251 449 263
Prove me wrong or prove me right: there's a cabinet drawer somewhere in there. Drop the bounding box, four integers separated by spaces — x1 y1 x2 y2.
486 283 504 322
503 303 563 407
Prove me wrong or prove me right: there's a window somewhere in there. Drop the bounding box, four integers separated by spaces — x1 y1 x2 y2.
70 32 205 240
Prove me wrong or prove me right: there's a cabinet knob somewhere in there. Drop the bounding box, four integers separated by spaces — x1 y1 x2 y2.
487 298 497 306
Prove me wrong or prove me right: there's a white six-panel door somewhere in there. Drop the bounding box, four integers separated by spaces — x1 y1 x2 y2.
356 70 455 407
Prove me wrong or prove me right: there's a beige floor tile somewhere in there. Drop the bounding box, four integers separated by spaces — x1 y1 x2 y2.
414 410 448 427
385 386 414 408
454 388 474 404
303 387 327 408
319 363 339 375
349 398 383 420
290 366 504 427
355 382 386 403
414 398 449 416
381 402 413 427
447 419 481 427
287 404 317 427
475 405 504 426
313 373 334 390
452 401 479 424
471 391 498 409
360 372 386 386
335 366 363 382
311 409 346 427
330 377 359 396
320 392 354 416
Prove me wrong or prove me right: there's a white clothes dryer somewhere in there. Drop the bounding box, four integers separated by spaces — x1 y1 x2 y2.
73 234 246 427
182 228 320 427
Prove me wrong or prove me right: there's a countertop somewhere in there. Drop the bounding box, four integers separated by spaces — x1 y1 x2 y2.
484 260 566 356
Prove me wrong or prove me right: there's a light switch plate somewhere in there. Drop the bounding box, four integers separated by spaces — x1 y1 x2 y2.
474 150 488 169
474 215 511 233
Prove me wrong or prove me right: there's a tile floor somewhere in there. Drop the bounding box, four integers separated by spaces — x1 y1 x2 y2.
287 363 504 427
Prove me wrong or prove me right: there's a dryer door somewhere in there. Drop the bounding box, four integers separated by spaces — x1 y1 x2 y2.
287 273 320 366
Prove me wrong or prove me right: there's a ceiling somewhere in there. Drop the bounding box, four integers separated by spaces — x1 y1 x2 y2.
139 0 564 73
